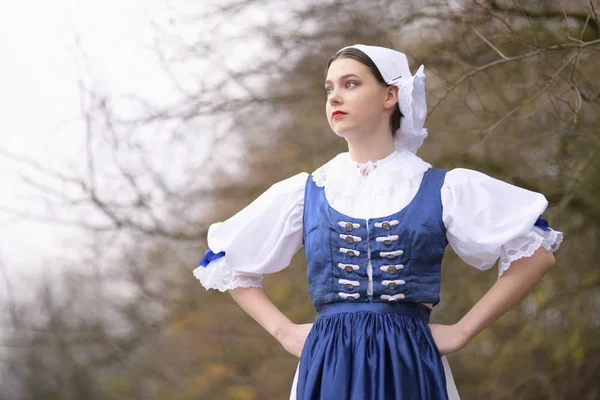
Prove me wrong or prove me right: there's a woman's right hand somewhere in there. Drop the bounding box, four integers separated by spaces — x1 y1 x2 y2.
276 322 314 358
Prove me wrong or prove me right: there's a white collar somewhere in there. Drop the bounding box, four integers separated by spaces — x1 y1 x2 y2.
312 149 431 192
347 150 399 176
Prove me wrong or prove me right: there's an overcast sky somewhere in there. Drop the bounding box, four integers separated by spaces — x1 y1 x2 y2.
0 0 180 290
0 0 275 306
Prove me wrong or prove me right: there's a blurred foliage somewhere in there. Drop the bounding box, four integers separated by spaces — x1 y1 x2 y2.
1 0 599 399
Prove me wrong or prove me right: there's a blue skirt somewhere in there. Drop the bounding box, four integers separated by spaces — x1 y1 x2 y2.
296 302 448 400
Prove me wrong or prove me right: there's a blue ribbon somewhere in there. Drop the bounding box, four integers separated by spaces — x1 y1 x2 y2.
534 217 551 231
199 249 225 267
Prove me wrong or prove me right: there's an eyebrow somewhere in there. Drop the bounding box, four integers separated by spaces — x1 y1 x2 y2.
324 74 361 85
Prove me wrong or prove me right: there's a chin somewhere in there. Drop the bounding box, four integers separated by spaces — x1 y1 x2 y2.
331 130 350 141
330 123 355 139
332 126 363 142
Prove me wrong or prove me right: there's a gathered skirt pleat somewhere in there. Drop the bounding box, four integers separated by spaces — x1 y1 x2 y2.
296 303 449 400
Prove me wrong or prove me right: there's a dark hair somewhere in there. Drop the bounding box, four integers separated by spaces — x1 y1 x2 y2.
326 47 403 134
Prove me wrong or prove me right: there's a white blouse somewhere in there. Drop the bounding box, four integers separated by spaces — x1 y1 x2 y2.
195 149 563 400
194 149 563 291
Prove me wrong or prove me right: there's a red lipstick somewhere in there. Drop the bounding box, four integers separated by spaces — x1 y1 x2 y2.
332 111 347 119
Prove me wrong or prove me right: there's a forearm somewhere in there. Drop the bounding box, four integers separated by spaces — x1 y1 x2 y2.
229 286 293 341
457 247 556 342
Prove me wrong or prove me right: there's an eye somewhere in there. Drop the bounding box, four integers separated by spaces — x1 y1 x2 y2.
325 87 333 95
346 81 358 89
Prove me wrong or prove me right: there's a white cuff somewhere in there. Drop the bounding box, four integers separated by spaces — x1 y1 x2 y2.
498 227 563 277
193 257 263 291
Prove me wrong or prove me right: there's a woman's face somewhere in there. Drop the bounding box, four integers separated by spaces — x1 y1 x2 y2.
325 57 395 141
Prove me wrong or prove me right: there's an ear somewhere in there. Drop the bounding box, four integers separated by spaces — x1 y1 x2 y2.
383 85 399 110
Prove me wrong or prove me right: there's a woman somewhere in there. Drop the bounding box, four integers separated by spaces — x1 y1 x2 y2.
194 44 563 399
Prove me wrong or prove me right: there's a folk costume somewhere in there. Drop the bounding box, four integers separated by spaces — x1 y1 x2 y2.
194 45 563 400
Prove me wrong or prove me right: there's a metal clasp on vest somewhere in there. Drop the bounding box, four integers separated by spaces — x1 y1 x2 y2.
338 279 360 290
380 250 404 259
340 234 362 244
340 248 360 257
376 235 399 246
382 280 405 290
338 263 359 272
338 221 360 232
374 220 399 231
380 264 404 273
381 293 406 301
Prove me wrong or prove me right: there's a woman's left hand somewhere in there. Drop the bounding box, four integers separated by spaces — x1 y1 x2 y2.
428 323 470 356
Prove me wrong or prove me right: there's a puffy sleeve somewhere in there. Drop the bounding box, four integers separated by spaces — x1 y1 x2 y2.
193 172 308 291
441 168 563 276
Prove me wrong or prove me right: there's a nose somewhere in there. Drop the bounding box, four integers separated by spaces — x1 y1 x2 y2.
328 88 342 106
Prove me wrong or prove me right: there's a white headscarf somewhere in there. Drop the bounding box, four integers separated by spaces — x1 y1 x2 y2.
339 44 428 154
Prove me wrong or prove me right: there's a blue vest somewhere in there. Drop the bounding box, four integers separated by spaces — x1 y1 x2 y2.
302 168 448 310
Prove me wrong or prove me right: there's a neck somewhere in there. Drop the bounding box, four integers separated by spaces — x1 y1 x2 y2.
347 130 395 164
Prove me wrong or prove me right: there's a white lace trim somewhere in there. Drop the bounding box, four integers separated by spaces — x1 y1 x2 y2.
498 227 564 277
193 257 263 292
312 150 431 194
312 163 328 188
